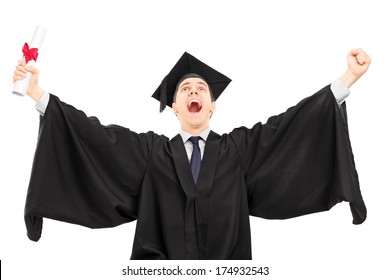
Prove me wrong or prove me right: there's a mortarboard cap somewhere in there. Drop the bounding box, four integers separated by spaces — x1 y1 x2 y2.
152 52 232 112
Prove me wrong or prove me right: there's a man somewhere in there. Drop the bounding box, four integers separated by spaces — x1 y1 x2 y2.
13 49 370 260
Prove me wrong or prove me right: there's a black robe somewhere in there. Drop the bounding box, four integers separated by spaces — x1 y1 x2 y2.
24 85 366 259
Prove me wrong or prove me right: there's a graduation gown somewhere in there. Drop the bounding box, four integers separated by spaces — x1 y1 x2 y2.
24 85 366 260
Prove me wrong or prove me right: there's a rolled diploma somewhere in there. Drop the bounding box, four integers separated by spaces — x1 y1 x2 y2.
12 26 47 96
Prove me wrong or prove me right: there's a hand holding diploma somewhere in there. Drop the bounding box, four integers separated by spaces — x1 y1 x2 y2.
12 26 46 100
13 60 43 102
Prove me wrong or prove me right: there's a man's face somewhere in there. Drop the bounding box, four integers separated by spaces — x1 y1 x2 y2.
172 77 216 133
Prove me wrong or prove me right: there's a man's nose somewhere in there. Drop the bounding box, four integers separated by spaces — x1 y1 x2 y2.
189 88 198 95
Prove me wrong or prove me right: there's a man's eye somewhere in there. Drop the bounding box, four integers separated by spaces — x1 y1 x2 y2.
182 87 189 92
198 87 205 92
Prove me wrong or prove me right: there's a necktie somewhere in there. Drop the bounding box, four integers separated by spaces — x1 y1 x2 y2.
189 136 201 184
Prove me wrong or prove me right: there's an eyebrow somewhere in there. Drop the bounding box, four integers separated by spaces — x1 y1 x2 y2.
179 81 209 89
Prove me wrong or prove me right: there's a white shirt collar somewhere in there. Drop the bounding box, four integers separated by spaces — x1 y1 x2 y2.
179 127 211 143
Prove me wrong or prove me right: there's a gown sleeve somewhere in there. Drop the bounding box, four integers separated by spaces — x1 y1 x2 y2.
230 85 366 224
24 95 159 241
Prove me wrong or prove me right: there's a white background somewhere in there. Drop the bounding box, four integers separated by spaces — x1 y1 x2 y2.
0 0 389 279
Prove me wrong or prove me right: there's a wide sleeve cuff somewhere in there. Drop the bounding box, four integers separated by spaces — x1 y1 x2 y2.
35 90 50 116
331 78 350 105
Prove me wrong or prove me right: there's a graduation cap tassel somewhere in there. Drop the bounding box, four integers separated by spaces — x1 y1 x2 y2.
160 76 168 112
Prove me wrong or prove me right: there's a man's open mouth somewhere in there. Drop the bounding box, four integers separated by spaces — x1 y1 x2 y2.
187 99 202 113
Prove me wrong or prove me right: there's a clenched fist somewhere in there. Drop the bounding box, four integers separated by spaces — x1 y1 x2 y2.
341 48 371 88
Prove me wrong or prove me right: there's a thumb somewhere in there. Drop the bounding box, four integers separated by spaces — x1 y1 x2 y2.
349 48 360 57
26 65 39 75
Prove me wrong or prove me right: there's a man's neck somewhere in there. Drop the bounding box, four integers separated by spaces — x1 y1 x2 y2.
181 127 210 136
180 125 210 136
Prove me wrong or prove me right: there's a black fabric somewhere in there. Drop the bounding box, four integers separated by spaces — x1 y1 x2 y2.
24 85 366 259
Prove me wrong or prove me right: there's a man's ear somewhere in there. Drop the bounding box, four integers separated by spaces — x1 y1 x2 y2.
209 101 216 119
172 102 178 115
211 101 216 113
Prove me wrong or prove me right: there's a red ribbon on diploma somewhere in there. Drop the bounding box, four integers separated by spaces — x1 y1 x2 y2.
22 43 39 63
